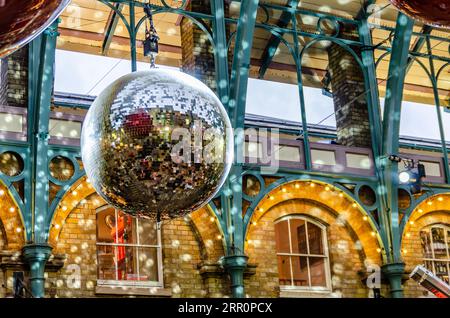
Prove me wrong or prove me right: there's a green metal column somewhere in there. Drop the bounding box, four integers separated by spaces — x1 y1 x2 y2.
223 0 260 298
358 17 390 261
24 20 60 297
129 1 137 72
210 0 230 106
380 12 414 298
22 243 53 298
291 10 312 170
426 37 450 184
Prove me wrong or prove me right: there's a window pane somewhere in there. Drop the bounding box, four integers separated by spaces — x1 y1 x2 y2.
138 248 159 282
116 246 138 281
277 255 291 286
309 257 327 287
290 219 307 254
434 261 449 284
97 245 116 280
432 227 446 259
307 222 324 255
138 219 158 246
420 229 433 259
96 208 116 243
291 256 309 287
275 220 290 253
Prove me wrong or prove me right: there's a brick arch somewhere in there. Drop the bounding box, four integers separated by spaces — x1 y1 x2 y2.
401 195 450 297
247 180 382 265
189 206 225 262
0 181 25 250
402 193 450 236
48 176 98 247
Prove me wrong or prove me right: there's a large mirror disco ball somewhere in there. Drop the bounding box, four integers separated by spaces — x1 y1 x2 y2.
81 69 233 220
390 0 450 28
0 0 71 58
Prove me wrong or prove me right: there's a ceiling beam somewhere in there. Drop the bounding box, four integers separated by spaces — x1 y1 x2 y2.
258 0 299 79
59 28 182 54
405 25 433 74
102 3 124 55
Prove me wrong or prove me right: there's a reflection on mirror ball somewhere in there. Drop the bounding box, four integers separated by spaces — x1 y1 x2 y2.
0 0 70 58
81 69 233 221
390 0 450 28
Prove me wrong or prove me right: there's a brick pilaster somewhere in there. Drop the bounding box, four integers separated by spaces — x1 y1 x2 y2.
327 26 371 148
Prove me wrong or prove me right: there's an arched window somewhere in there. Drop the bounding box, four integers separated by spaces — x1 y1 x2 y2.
96 206 163 287
420 224 450 284
274 216 331 291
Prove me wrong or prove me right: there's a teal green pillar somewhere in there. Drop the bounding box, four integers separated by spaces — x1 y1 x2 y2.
223 0 260 298
24 20 60 297
22 244 53 298
382 263 405 298
223 255 249 298
380 12 414 298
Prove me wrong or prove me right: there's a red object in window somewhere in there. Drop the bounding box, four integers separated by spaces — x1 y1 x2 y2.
111 214 132 280
123 110 153 138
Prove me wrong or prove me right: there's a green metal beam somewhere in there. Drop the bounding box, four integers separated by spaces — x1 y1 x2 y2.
426 36 450 184
405 25 433 74
258 0 299 79
380 12 414 298
210 0 230 105
102 3 124 55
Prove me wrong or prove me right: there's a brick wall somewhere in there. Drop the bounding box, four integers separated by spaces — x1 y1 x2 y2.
180 0 227 91
46 189 228 298
0 47 28 108
327 27 371 148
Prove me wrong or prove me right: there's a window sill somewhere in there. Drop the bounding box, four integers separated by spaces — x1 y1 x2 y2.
95 285 172 297
279 288 338 298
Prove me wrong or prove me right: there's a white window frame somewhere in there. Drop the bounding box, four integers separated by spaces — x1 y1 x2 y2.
421 224 450 284
95 205 163 288
274 215 332 293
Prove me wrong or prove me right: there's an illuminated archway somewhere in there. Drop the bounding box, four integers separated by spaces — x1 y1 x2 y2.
0 181 25 250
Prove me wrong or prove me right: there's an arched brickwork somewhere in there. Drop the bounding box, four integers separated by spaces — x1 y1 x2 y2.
0 182 25 250
244 180 382 298
47 177 225 297
401 193 450 298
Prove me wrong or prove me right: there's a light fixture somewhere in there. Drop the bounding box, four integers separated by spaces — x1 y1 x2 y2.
0 189 4 196
398 158 426 194
399 171 411 184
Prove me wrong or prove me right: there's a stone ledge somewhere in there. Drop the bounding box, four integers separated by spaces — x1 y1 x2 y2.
95 285 172 297
279 288 339 298
0 250 66 272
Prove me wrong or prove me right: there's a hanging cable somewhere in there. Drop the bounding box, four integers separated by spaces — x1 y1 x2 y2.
143 3 159 68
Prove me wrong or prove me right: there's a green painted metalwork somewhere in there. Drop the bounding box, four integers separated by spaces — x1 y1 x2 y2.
405 25 433 74
210 0 230 106
102 3 124 55
224 0 260 298
258 0 299 79
291 12 311 171
28 21 60 243
425 37 450 184
22 243 53 298
379 13 414 298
